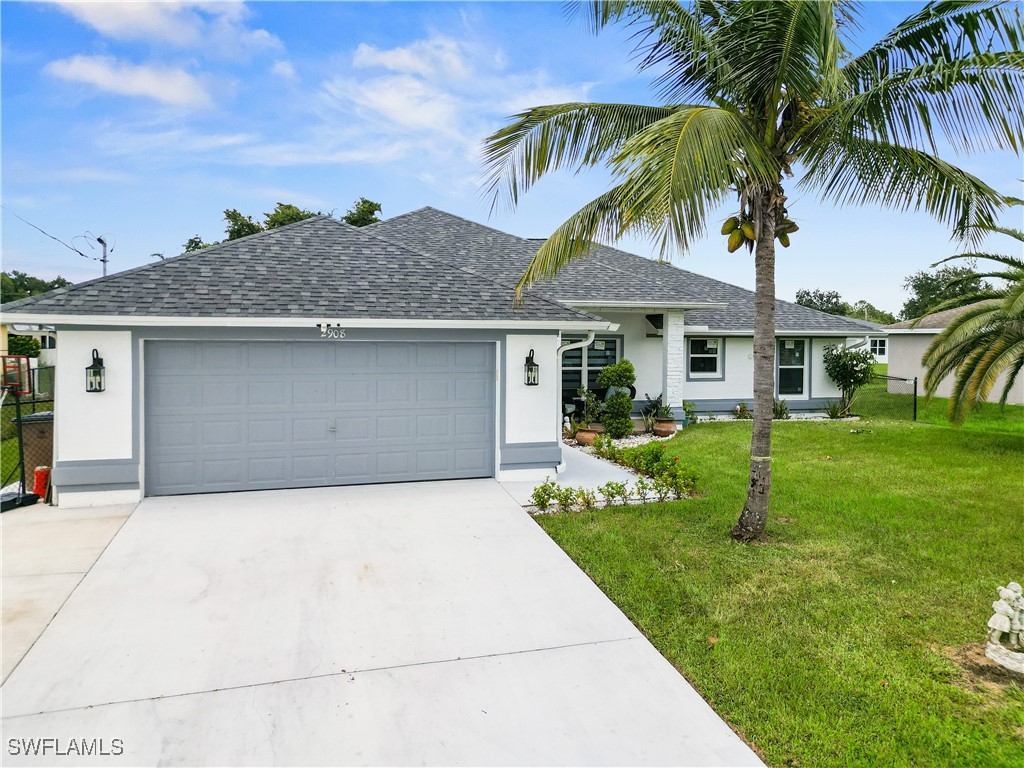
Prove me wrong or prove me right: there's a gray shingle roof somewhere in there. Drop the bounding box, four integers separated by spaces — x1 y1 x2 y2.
883 304 974 330
1 216 600 324
368 207 880 335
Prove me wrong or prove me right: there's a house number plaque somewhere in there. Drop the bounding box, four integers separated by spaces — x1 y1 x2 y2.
317 323 347 339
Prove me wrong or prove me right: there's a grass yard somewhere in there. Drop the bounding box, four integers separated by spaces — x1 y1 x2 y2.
536 411 1024 767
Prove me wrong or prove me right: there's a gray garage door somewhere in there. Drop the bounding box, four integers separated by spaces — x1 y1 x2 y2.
144 341 495 496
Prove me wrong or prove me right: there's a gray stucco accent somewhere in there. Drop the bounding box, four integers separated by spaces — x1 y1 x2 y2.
57 482 140 494
687 396 838 413
499 442 562 467
52 459 140 486
685 335 726 382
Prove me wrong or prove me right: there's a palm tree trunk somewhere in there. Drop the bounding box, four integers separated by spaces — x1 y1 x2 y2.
732 191 778 541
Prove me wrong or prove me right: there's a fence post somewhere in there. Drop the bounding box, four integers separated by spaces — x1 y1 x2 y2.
913 377 918 421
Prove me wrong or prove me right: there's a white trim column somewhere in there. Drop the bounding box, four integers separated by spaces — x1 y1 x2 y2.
663 312 686 408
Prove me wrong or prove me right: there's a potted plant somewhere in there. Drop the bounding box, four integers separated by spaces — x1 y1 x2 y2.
573 388 603 446
596 360 637 439
653 402 677 437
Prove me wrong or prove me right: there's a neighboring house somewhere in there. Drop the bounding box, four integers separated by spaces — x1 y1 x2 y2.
845 320 888 364
1 208 875 507
884 307 1024 405
5 324 58 367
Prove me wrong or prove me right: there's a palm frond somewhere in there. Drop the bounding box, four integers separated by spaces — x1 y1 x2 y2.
481 102 680 212
799 136 1005 241
611 105 780 253
843 1 1023 91
515 183 636 295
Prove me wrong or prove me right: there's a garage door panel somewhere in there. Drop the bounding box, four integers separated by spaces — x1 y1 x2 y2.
145 341 495 495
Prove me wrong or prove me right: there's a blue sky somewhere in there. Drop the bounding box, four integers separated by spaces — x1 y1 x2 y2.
3 1 1022 315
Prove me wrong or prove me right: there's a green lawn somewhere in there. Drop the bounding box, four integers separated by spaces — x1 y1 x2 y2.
536 413 1024 767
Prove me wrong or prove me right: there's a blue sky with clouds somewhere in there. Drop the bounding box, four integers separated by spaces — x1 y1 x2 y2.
3 1 1022 314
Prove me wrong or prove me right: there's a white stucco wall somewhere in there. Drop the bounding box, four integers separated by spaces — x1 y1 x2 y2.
505 333 560 444
681 337 755 401
889 332 1024 405
680 336 842 404
595 312 665 398
809 338 842 400
55 330 134 462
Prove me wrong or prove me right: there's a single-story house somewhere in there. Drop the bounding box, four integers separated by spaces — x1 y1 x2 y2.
884 307 1024 404
1 207 876 507
845 320 888 364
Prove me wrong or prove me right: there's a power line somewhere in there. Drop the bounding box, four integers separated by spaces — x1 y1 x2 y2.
1 205 100 262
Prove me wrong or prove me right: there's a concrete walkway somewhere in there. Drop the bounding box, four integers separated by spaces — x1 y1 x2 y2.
501 442 636 505
1 481 760 766
1 502 135 682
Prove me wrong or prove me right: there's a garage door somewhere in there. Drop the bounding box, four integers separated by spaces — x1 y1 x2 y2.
144 341 495 496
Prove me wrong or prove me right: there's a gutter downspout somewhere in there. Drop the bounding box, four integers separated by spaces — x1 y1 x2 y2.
554 331 596 473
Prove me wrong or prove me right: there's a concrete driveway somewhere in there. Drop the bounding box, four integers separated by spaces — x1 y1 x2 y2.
1 481 760 766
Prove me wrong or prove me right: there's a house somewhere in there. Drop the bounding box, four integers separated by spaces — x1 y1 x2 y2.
845 320 888 364
3 323 58 367
0 207 876 507
884 307 1024 404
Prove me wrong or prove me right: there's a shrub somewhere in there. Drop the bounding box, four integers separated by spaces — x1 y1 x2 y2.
595 359 636 389
602 390 635 438
681 401 698 423
554 485 579 511
8 335 41 358
578 488 598 510
733 402 753 419
824 399 845 419
773 398 791 420
633 476 650 502
652 476 672 502
575 387 602 426
598 481 627 507
530 477 558 511
823 345 875 414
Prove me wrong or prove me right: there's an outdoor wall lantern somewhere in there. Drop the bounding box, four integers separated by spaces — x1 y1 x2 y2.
524 349 540 386
85 349 105 393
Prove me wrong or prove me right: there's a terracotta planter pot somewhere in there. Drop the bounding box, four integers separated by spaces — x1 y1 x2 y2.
575 428 599 446
653 419 677 437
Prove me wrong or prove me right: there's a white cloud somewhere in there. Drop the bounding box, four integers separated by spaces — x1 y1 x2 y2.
95 126 256 157
353 37 469 78
322 74 460 135
271 60 297 82
51 1 281 57
45 55 212 107
499 82 595 114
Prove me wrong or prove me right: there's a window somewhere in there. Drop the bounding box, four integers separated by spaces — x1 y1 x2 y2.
688 338 722 378
561 336 620 402
870 338 886 356
778 339 806 395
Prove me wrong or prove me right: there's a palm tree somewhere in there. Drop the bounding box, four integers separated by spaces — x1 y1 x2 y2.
482 1 1023 540
919 225 1024 423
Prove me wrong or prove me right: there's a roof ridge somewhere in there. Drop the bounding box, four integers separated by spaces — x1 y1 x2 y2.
0 215 335 313
349 217 602 323
362 206 433 231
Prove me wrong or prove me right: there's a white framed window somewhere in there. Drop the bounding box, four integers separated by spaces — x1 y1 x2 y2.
870 338 886 356
777 339 807 396
688 338 722 379
561 336 621 401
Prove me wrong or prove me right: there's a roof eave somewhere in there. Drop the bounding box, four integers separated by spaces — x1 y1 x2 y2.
1 312 616 332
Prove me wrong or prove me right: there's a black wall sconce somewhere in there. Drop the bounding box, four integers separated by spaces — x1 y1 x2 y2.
524 349 539 386
86 349 105 393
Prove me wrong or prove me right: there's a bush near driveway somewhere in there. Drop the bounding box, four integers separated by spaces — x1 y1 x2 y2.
537 412 1024 768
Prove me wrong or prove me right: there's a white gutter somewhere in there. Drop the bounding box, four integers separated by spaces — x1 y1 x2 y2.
0 313 617 332
557 330 596 356
562 300 728 311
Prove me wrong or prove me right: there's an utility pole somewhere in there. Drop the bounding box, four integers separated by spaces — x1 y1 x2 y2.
96 235 109 277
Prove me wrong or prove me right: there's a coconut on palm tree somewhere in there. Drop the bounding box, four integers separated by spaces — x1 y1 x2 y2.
918 224 1024 424
482 0 1023 540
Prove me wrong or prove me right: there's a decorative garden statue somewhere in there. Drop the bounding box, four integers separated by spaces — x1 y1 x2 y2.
985 581 1024 675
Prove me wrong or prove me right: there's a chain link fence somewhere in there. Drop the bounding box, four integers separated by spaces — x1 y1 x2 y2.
2 367 56 495
852 373 918 421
